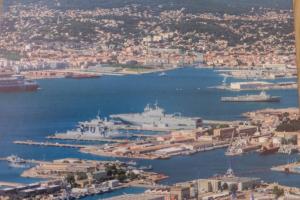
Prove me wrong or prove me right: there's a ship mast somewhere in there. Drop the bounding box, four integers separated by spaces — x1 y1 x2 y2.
294 0 300 113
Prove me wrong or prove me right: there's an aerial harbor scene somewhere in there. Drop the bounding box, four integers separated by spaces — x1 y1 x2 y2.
1 0 300 199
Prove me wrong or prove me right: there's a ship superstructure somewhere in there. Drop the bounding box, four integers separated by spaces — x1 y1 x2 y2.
55 115 119 138
221 91 280 102
110 104 202 130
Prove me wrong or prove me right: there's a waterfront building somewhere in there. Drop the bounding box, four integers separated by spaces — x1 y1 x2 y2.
108 180 120 188
213 127 236 139
169 186 190 200
0 182 62 199
237 126 257 137
229 81 271 90
197 179 221 193
197 176 260 194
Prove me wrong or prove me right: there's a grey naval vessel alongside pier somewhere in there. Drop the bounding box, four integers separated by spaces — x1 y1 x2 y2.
110 103 202 130
53 115 120 139
221 91 280 102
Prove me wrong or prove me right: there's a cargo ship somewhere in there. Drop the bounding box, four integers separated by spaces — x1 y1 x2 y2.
0 73 39 92
258 144 280 155
221 91 280 102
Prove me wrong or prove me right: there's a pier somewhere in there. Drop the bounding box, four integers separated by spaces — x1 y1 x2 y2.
0 182 24 187
47 135 131 143
203 120 241 125
14 140 91 149
0 157 45 165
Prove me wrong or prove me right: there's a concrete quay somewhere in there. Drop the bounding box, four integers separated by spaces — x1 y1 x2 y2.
271 162 300 174
0 182 24 187
0 157 45 165
47 135 130 143
13 140 92 149
80 143 229 160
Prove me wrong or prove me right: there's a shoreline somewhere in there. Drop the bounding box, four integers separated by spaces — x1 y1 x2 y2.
22 66 183 80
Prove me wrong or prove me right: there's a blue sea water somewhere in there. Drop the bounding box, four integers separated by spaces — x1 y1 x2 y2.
0 67 299 199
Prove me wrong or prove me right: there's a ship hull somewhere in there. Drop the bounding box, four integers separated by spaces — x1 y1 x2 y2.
0 84 38 92
111 114 198 130
221 97 280 102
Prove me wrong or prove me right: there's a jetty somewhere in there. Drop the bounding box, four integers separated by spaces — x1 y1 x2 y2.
0 181 24 187
47 135 131 143
13 140 91 149
0 157 45 165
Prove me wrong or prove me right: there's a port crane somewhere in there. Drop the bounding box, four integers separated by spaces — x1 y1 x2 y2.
226 125 254 156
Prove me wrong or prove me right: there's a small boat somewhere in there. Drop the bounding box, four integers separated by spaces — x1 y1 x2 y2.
127 160 137 166
158 72 167 77
6 155 28 168
139 165 153 170
6 155 26 164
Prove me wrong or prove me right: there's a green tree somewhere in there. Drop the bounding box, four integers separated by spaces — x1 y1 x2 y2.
65 174 77 188
273 186 284 198
76 172 88 180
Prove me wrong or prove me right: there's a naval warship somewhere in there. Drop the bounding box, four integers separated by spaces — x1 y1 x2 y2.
110 103 202 130
54 115 120 139
221 91 280 102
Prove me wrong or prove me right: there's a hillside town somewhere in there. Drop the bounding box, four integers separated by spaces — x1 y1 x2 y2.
0 3 296 78
1 1 300 200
